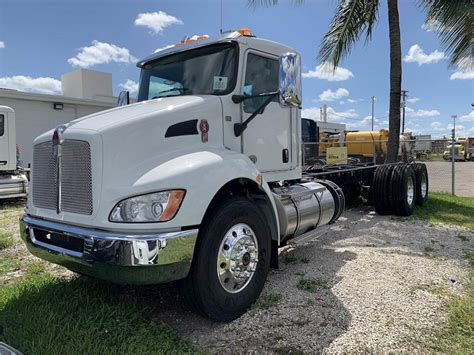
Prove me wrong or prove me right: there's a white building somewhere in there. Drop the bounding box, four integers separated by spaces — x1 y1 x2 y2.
0 69 117 166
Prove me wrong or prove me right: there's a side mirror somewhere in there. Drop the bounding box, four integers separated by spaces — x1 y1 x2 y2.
278 52 302 108
117 90 130 106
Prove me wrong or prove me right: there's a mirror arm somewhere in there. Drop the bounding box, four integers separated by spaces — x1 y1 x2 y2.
232 91 279 104
234 93 277 137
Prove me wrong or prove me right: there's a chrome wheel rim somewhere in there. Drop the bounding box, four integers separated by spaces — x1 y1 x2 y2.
421 174 427 198
407 177 415 206
217 223 258 293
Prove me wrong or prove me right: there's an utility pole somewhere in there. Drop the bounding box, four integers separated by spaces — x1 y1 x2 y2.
371 96 376 163
322 104 327 122
401 90 408 134
371 96 376 130
451 115 457 195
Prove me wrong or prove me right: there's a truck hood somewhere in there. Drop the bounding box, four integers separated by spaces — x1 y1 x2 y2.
65 95 221 133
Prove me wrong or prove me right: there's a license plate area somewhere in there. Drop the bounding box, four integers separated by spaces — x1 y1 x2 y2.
33 228 84 253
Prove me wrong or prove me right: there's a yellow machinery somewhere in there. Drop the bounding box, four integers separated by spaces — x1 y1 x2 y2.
345 130 389 159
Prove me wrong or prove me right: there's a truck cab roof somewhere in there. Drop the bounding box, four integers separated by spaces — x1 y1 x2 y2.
136 30 295 68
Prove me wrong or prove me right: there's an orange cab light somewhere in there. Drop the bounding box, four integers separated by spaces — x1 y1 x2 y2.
237 28 253 36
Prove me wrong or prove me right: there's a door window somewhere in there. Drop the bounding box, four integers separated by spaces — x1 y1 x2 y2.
0 115 4 136
243 54 279 113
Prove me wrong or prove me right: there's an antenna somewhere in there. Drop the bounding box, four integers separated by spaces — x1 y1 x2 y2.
220 0 223 33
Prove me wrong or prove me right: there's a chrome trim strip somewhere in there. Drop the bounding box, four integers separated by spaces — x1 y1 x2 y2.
21 214 194 242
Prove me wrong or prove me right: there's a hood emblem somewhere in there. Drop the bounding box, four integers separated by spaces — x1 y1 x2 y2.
52 124 67 157
199 119 209 143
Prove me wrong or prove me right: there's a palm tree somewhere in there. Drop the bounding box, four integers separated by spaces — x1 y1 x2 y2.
249 0 473 163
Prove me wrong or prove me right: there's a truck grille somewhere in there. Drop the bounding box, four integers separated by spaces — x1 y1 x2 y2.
32 140 93 215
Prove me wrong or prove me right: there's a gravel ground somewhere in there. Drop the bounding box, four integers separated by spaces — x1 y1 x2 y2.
2 203 473 352
147 206 473 353
424 161 474 197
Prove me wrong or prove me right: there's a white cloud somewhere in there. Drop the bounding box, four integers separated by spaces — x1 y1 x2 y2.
447 123 465 131
0 41 4 49
450 69 474 80
405 106 440 118
134 11 183 34
403 44 445 65
0 75 61 94
154 44 174 53
430 121 444 131
406 97 420 103
459 111 474 122
318 88 349 102
302 62 353 81
450 57 473 80
302 106 358 122
346 115 379 130
347 98 357 103
119 79 139 95
68 40 137 68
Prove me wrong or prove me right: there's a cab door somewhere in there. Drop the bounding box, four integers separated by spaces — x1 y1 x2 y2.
241 51 293 173
0 112 14 171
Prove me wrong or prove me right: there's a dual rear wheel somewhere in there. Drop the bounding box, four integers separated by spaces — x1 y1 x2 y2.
373 163 428 216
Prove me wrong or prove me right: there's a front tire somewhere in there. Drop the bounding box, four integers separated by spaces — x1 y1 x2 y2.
182 197 271 322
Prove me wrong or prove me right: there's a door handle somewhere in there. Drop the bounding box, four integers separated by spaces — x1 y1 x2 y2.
282 149 289 163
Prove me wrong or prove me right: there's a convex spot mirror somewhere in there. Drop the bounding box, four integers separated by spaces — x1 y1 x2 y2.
278 52 302 108
117 90 130 106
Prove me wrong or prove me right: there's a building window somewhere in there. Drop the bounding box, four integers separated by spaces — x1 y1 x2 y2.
243 53 279 113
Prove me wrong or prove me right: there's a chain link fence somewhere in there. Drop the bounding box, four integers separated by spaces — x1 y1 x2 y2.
302 138 474 198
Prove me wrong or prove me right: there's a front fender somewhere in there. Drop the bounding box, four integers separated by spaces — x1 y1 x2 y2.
100 149 279 236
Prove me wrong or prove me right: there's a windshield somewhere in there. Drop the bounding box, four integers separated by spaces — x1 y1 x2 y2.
138 42 238 101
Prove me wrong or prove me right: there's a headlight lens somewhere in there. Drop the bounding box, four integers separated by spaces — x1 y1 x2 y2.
110 190 185 222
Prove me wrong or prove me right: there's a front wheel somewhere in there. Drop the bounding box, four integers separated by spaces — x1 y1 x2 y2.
182 197 271 322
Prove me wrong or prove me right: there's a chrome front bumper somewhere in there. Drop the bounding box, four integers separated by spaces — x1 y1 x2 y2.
20 214 198 284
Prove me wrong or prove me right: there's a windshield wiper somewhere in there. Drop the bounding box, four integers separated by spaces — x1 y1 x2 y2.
151 88 189 99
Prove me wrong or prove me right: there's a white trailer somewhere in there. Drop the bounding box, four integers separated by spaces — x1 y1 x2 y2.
0 106 28 199
19 29 427 321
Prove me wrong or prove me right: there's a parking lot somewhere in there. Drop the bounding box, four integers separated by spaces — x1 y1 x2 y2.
424 161 474 198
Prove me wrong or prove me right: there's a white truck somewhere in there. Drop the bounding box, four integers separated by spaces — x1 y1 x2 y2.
20 29 426 321
0 106 28 200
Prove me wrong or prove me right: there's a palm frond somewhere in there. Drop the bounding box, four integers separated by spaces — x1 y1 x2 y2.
419 0 473 69
247 0 304 9
319 0 380 69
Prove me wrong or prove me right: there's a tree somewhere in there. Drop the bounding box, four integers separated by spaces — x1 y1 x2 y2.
248 0 473 163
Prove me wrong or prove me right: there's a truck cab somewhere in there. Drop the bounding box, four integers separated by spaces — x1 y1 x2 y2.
20 30 344 321
0 106 28 199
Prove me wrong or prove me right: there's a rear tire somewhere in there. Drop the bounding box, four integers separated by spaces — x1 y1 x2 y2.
181 197 271 322
390 164 416 216
412 163 429 206
373 165 395 215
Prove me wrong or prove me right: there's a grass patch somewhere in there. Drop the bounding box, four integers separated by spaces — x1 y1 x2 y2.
412 192 474 231
0 233 14 250
0 274 197 354
296 277 329 293
431 254 474 353
424 245 435 253
458 234 470 242
252 293 282 310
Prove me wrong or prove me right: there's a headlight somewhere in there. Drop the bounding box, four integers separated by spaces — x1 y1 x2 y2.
109 190 185 223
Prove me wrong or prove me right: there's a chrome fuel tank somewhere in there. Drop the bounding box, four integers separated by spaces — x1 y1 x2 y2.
272 180 344 241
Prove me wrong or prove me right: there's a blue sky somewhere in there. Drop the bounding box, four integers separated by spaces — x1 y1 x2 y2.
1 0 473 137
